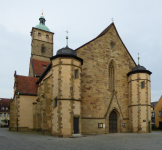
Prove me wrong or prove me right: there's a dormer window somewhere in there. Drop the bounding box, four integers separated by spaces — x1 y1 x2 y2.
43 65 47 68
38 33 41 36
46 35 49 38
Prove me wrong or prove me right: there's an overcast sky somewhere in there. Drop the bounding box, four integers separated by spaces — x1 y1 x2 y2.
0 0 161 102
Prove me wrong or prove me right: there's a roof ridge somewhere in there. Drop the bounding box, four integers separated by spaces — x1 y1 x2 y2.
32 58 50 62
96 22 114 38
75 22 136 66
75 22 114 51
16 75 38 78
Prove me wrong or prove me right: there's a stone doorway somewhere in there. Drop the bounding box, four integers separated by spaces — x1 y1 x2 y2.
109 111 117 133
73 117 79 134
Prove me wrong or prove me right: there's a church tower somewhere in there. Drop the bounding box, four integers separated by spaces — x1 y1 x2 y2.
29 15 54 77
30 15 54 61
127 62 152 133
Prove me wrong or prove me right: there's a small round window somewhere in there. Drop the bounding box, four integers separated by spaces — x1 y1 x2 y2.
110 42 114 48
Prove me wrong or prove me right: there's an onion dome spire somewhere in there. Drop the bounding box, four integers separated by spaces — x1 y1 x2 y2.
35 11 50 32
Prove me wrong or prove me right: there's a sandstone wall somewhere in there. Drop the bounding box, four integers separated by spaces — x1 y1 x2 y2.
76 25 136 132
51 57 82 137
31 28 53 61
18 95 37 130
128 73 151 133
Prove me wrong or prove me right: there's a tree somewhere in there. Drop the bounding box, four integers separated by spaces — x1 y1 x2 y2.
1 118 8 124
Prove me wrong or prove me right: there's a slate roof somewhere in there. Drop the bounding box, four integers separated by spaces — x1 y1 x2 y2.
32 59 50 77
16 75 38 95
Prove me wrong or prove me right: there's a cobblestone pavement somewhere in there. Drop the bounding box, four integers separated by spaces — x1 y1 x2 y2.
0 128 162 150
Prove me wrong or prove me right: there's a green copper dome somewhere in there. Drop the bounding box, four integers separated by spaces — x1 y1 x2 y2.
35 16 50 32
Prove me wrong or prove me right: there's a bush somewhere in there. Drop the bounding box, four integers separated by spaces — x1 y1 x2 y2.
152 125 157 130
158 126 162 130
1 118 8 125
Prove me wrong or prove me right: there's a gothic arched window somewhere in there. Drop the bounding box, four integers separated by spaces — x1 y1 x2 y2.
41 44 45 53
109 62 114 90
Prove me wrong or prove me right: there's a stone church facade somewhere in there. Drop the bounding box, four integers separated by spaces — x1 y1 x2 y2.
10 15 152 137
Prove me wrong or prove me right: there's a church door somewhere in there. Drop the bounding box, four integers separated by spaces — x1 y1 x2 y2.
109 111 117 133
73 117 79 134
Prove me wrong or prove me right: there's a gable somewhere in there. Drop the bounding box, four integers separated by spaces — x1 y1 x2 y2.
75 23 136 67
75 23 136 118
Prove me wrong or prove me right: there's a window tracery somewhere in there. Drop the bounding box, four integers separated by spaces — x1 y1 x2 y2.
109 62 114 90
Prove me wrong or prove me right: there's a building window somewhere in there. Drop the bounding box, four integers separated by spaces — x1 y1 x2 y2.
151 112 155 118
110 42 114 48
159 121 162 127
55 98 57 107
8 113 10 117
0 113 2 117
41 45 45 53
38 33 41 36
43 65 47 68
74 70 78 79
158 111 162 117
98 123 103 128
109 62 114 90
6 107 8 110
4 113 6 117
1 107 4 110
152 119 155 122
46 35 49 38
141 81 145 89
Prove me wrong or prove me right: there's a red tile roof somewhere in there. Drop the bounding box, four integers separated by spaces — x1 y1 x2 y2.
32 59 50 77
16 75 38 95
0 98 10 112
0 98 11 105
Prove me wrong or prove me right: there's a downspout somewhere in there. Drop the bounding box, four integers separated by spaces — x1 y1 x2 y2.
17 92 19 132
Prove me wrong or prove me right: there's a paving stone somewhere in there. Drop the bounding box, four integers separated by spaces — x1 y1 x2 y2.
0 128 162 150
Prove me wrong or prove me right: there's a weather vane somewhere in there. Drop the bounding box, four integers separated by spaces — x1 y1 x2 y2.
66 31 69 47
42 9 43 15
111 18 114 22
138 53 140 65
66 31 69 36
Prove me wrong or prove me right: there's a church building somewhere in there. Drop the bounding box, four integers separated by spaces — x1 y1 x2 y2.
10 14 152 137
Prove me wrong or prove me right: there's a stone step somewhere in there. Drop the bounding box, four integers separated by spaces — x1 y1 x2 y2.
70 134 86 138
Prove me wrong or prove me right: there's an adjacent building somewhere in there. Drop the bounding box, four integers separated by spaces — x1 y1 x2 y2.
10 14 152 136
154 96 162 128
0 98 10 126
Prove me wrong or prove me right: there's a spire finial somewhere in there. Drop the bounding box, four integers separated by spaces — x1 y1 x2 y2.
66 31 69 47
42 9 43 16
138 53 140 65
111 18 114 22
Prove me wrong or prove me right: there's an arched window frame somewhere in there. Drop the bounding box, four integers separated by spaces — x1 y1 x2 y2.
109 62 114 90
41 44 45 53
